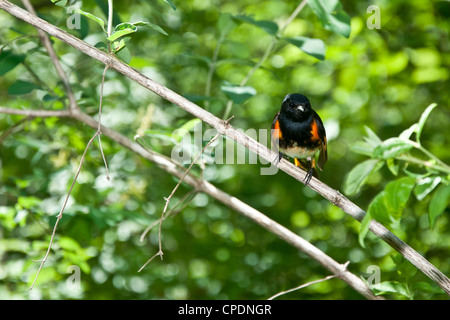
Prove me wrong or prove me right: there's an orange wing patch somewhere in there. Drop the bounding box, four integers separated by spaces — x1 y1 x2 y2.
272 119 282 140
310 119 320 142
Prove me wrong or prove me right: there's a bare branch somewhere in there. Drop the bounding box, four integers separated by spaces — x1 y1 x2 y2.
0 107 71 117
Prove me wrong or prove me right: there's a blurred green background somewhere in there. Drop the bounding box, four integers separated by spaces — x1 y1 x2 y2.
0 0 449 299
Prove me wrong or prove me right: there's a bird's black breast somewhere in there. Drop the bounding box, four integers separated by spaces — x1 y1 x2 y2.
278 112 320 150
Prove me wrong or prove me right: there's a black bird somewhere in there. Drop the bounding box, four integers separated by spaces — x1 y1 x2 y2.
271 93 328 185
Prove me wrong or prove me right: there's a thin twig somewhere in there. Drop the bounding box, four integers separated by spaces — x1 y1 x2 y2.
29 64 109 288
25 52 111 291
137 131 222 272
268 275 336 300
268 261 349 300
97 65 110 180
138 175 197 241
29 130 100 290
0 116 30 144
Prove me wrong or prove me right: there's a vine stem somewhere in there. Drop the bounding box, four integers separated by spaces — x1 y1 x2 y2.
107 0 113 38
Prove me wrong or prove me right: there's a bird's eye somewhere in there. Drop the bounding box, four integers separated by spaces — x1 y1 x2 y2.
289 101 295 108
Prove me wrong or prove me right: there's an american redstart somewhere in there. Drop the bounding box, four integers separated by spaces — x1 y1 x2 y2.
271 93 327 185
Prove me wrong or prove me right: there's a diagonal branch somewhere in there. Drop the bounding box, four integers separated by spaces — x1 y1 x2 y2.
1 0 449 295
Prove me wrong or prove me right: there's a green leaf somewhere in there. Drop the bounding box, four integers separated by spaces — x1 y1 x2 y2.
221 82 256 104
308 0 351 38
366 178 415 228
74 9 106 33
284 37 326 60
94 41 108 51
8 80 39 95
358 212 372 248
386 158 399 176
163 0 176 10
349 141 374 156
371 281 412 299
415 103 437 143
133 21 168 36
17 196 41 209
172 118 202 142
0 51 26 76
429 184 450 228
384 177 415 220
77 15 90 39
111 38 127 52
143 130 176 145
373 138 414 159
412 282 444 294
414 176 441 201
115 45 131 64
363 126 382 147
343 159 380 196
58 236 82 252
367 191 390 225
233 14 279 35
218 13 237 36
51 0 70 7
399 123 418 140
107 23 137 42
43 94 59 102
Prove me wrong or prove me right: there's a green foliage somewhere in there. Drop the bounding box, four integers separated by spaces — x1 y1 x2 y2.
308 0 351 38
233 14 279 36
220 82 256 104
74 3 168 62
345 105 450 251
0 51 26 76
284 37 326 61
1 0 449 300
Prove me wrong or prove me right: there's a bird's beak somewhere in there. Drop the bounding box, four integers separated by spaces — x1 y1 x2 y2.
296 105 304 112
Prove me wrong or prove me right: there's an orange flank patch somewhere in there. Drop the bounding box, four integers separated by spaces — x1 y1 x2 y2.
310 120 320 142
272 119 282 140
